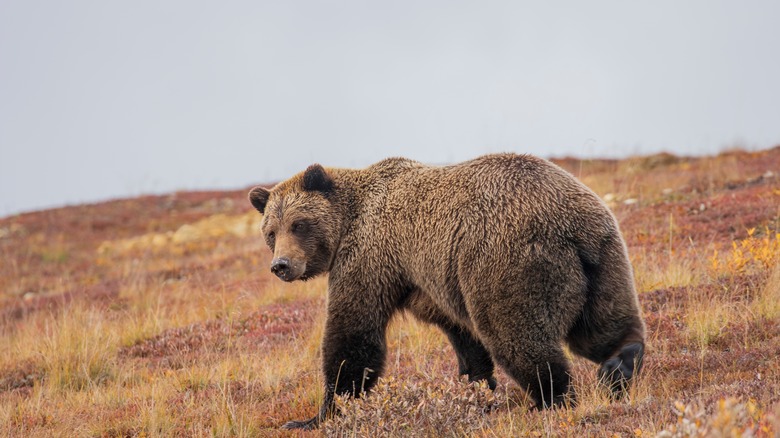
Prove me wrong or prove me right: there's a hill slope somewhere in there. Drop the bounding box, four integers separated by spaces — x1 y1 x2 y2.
1 148 779 436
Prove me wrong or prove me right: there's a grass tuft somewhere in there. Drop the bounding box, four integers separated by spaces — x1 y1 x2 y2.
35 307 117 392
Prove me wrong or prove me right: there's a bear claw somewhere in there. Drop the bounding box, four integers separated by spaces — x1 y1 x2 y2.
281 416 320 430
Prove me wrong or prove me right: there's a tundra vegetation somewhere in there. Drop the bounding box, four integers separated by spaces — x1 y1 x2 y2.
1 147 779 437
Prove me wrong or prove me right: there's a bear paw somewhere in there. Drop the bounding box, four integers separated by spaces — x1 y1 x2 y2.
598 342 644 398
281 416 320 430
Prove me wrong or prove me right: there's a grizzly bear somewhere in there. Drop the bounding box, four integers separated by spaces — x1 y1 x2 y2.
248 154 645 430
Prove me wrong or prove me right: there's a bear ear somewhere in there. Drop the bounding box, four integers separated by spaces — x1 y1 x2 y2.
248 186 270 214
302 164 334 194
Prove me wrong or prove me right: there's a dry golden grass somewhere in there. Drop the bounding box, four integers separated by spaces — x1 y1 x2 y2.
1 147 779 436
753 263 780 320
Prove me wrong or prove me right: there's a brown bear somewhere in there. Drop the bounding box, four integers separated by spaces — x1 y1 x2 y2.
248 154 645 430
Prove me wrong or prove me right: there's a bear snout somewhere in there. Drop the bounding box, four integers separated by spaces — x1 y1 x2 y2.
271 257 291 279
270 257 305 281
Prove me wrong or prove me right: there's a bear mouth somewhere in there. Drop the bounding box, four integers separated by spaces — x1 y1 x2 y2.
271 260 322 282
276 271 302 282
271 260 307 282
286 272 312 282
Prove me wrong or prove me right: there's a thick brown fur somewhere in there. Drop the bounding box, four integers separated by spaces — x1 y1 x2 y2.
248 154 646 430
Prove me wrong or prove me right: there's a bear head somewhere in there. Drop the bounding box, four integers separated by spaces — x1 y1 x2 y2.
248 164 340 282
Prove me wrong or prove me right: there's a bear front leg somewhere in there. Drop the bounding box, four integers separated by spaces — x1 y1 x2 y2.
403 289 496 389
443 326 497 389
280 397 331 431
281 311 389 430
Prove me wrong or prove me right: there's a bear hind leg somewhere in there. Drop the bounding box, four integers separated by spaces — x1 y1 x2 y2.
567 312 645 398
567 239 646 398
465 251 584 409
471 306 574 408
597 342 644 397
490 340 573 408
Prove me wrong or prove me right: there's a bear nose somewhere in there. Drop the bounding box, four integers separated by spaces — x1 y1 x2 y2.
270 257 291 279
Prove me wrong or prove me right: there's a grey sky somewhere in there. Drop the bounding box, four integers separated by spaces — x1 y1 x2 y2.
2 1 779 216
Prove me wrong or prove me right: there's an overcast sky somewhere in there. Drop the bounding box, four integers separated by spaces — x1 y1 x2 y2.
2 1 779 216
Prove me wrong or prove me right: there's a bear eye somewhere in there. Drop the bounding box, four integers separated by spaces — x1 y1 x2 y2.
267 231 275 241
291 221 307 233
